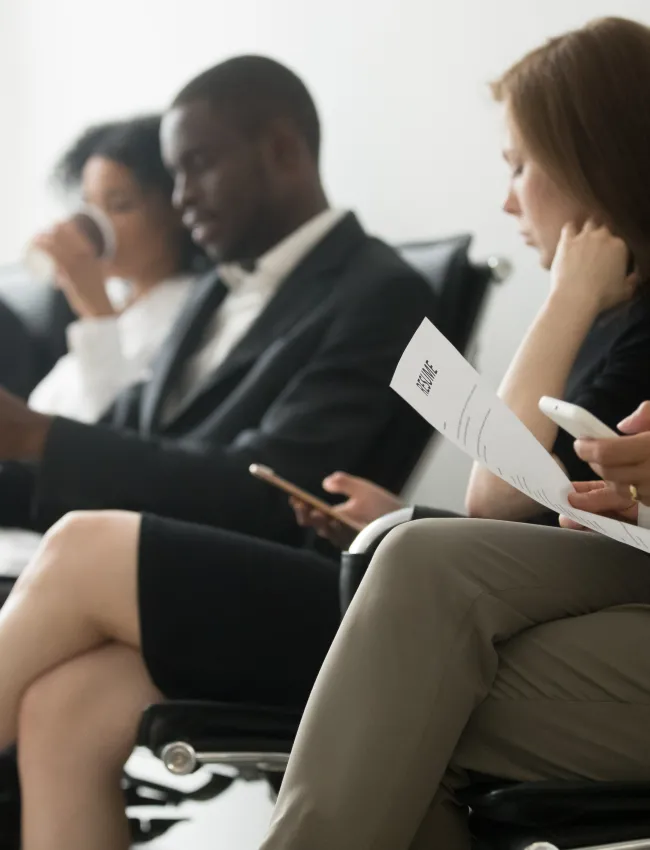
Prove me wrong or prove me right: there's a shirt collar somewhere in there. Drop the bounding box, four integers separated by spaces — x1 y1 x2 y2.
218 208 346 292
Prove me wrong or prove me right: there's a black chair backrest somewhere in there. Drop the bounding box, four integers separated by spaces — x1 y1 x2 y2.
0 265 75 395
399 234 492 354
347 234 496 501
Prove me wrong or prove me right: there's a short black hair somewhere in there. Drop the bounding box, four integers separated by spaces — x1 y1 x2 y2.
53 115 208 273
173 55 321 162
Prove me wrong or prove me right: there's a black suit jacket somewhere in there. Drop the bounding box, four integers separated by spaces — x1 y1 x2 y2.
13 213 437 546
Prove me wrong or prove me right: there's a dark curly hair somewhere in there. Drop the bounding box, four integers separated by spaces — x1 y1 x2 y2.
53 115 208 274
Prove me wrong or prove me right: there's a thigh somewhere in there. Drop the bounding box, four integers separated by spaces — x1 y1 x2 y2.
373 519 650 627
138 515 341 708
453 605 650 782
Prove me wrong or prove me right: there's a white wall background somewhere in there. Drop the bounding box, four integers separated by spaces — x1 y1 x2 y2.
2 0 650 515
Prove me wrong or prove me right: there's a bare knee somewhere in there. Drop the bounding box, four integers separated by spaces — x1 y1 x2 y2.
17 510 141 593
41 510 139 563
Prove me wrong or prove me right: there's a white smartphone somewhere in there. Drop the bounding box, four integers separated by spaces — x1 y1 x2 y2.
538 396 619 440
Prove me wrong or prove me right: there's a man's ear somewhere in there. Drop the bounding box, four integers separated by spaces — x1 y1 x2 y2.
264 118 303 173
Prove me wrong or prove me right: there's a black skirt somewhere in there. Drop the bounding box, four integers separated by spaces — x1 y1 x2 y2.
138 514 341 709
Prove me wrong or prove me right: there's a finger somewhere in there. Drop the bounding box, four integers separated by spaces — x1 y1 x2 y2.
322 471 357 495
45 224 89 257
582 218 598 233
35 231 86 271
33 239 75 273
568 488 635 513
618 401 650 434
290 499 310 525
586 460 650 487
560 221 577 240
574 434 650 467
57 220 96 256
309 511 334 538
559 514 588 531
609 481 640 501
319 518 343 541
585 459 650 486
570 480 608 494
609 481 650 502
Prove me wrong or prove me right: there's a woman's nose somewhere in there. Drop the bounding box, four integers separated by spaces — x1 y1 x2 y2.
502 187 520 216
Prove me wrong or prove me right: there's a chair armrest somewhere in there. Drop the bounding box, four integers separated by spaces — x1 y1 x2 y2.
347 507 416 555
348 506 462 555
341 506 462 614
462 779 650 824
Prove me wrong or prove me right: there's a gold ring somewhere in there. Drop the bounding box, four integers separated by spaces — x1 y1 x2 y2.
630 485 639 502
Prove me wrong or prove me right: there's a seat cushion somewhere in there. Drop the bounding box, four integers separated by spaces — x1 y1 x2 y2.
138 701 300 757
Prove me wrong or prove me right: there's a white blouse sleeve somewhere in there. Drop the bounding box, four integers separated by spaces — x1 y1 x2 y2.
29 315 149 423
28 277 193 423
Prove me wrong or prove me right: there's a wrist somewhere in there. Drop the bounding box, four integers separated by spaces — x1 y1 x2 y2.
23 413 53 461
545 285 602 318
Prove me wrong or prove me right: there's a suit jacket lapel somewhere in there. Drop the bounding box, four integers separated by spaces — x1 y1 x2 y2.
140 270 228 432
167 213 367 420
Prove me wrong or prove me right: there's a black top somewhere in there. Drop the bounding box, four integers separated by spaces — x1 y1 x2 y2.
554 286 650 479
527 285 650 526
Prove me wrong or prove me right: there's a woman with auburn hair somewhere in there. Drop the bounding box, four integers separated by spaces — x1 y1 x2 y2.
254 17 650 849
291 15 650 544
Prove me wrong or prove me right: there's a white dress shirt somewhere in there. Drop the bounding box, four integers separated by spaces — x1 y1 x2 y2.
162 208 345 423
29 275 194 423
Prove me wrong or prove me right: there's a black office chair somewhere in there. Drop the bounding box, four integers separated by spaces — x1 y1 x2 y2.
0 264 76 395
137 506 650 849
124 234 511 840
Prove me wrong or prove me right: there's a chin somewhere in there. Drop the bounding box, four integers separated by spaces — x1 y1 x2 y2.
536 245 554 270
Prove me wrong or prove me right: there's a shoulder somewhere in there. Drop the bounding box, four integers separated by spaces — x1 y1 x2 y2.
603 285 650 347
340 234 436 307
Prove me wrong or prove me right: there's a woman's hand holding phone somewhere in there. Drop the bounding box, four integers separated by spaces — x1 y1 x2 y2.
573 401 650 504
291 472 403 550
558 401 650 529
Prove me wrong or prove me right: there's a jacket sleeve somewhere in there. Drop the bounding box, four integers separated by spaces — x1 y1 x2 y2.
33 270 436 543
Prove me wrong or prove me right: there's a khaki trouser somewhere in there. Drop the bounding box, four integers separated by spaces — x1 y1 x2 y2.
260 519 650 850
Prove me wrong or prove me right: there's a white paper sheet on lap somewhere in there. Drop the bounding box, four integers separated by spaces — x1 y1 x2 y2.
391 319 650 554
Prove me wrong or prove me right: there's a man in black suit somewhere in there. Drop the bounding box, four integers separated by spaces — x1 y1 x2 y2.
0 56 436 547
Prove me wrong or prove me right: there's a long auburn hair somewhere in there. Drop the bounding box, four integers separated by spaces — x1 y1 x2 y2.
491 17 650 277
